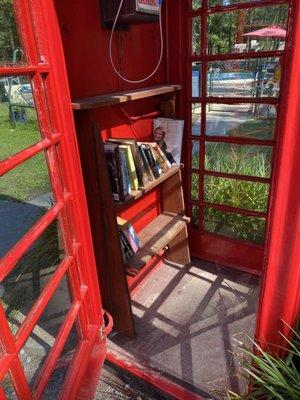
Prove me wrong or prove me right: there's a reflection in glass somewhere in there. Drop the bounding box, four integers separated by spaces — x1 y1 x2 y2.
209 0 270 6
0 76 41 161
208 5 288 55
0 1 26 66
1 373 17 400
192 0 201 10
42 323 80 399
205 142 272 178
19 275 73 388
1 219 65 335
191 173 199 200
204 207 265 244
205 103 276 140
192 141 200 169
0 152 53 258
207 58 281 98
204 175 269 212
192 17 201 55
192 204 199 229
192 62 202 98
192 103 201 136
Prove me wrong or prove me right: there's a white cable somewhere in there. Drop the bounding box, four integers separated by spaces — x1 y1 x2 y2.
109 0 164 84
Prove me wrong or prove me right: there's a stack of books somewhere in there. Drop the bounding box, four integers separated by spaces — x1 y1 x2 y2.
104 138 173 203
117 217 141 263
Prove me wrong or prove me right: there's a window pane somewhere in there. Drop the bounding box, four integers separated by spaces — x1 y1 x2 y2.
0 1 26 66
192 103 201 136
19 275 73 388
208 5 288 55
42 323 80 399
192 17 201 55
192 204 199 229
1 373 17 400
205 142 272 178
206 103 276 140
207 58 281 98
204 175 269 212
0 76 41 160
192 62 202 98
0 152 54 258
204 207 265 243
209 0 271 6
192 140 200 169
1 219 65 336
192 0 201 10
191 173 199 200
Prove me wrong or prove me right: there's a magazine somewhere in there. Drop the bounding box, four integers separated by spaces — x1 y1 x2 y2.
153 118 184 165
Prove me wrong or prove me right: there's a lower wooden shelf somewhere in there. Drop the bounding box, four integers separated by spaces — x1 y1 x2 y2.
126 211 190 272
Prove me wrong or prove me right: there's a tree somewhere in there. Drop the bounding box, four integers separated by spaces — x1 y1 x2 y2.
0 0 20 63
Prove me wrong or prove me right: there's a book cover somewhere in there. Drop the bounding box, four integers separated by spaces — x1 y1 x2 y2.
155 143 172 169
119 145 139 191
119 230 134 261
138 144 155 181
143 144 160 179
119 147 131 196
104 143 125 202
153 118 184 165
106 138 148 186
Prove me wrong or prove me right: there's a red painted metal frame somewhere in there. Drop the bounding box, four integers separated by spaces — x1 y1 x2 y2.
186 0 292 273
0 1 106 398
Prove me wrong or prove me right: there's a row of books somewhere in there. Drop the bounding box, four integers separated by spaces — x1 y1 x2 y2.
104 138 173 203
117 217 141 263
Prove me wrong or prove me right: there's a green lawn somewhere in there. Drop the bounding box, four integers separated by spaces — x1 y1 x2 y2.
0 102 50 202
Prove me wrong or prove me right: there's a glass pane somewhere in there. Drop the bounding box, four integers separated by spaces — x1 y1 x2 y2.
191 173 199 200
0 76 41 160
192 17 201 55
19 275 73 388
207 58 282 98
1 373 17 400
192 204 199 229
192 140 200 169
204 176 269 212
192 103 201 136
205 142 272 178
205 103 276 140
1 219 65 335
0 1 26 66
204 207 265 243
192 62 201 97
42 323 80 399
192 0 201 10
209 0 271 6
208 5 289 55
0 152 54 258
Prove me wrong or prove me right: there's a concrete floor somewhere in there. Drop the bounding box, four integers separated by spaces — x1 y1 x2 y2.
108 259 260 399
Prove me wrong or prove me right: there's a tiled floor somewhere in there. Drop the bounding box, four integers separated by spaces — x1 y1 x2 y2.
108 259 261 399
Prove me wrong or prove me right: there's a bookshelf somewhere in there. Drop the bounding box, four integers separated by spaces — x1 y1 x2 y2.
73 84 190 337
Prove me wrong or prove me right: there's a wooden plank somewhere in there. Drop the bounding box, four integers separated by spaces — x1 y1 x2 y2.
162 168 185 215
116 166 181 210
127 212 190 269
165 224 191 266
72 85 183 110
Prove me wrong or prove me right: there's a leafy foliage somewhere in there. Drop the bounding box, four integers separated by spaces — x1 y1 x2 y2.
0 0 20 63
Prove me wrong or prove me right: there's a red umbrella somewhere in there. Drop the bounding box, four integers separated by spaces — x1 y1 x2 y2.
243 26 286 38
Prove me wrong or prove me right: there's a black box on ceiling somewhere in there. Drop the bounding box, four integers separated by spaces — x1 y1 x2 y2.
100 0 159 29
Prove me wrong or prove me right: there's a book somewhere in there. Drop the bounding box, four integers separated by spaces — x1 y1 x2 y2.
117 217 141 256
119 230 135 262
104 143 125 202
153 118 184 165
138 144 155 181
106 138 148 187
150 142 169 173
119 147 131 196
142 143 160 179
149 143 162 176
119 145 139 191
155 143 172 169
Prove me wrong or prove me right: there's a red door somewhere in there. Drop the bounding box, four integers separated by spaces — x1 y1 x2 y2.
0 1 108 398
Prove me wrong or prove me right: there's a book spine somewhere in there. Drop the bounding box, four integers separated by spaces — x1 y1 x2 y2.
152 145 168 173
114 147 125 202
119 230 134 261
105 148 122 202
144 145 160 179
149 145 162 175
120 148 131 195
138 144 154 181
131 144 149 187
125 147 139 191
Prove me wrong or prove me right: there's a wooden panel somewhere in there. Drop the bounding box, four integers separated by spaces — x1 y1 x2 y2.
162 169 185 215
74 110 135 337
165 225 191 266
128 212 189 269
72 85 183 110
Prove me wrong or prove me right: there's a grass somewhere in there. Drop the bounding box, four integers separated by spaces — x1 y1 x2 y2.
0 102 50 202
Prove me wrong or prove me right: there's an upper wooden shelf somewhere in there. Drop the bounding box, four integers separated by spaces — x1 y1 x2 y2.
72 84 183 110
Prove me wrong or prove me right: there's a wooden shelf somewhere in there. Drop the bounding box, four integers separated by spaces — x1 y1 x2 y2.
126 211 190 271
115 165 181 209
72 84 183 110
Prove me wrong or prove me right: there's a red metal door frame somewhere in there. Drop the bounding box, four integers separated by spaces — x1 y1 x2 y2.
0 1 107 398
185 0 292 274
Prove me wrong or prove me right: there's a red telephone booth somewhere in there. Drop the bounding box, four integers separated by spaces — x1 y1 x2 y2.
0 0 299 399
